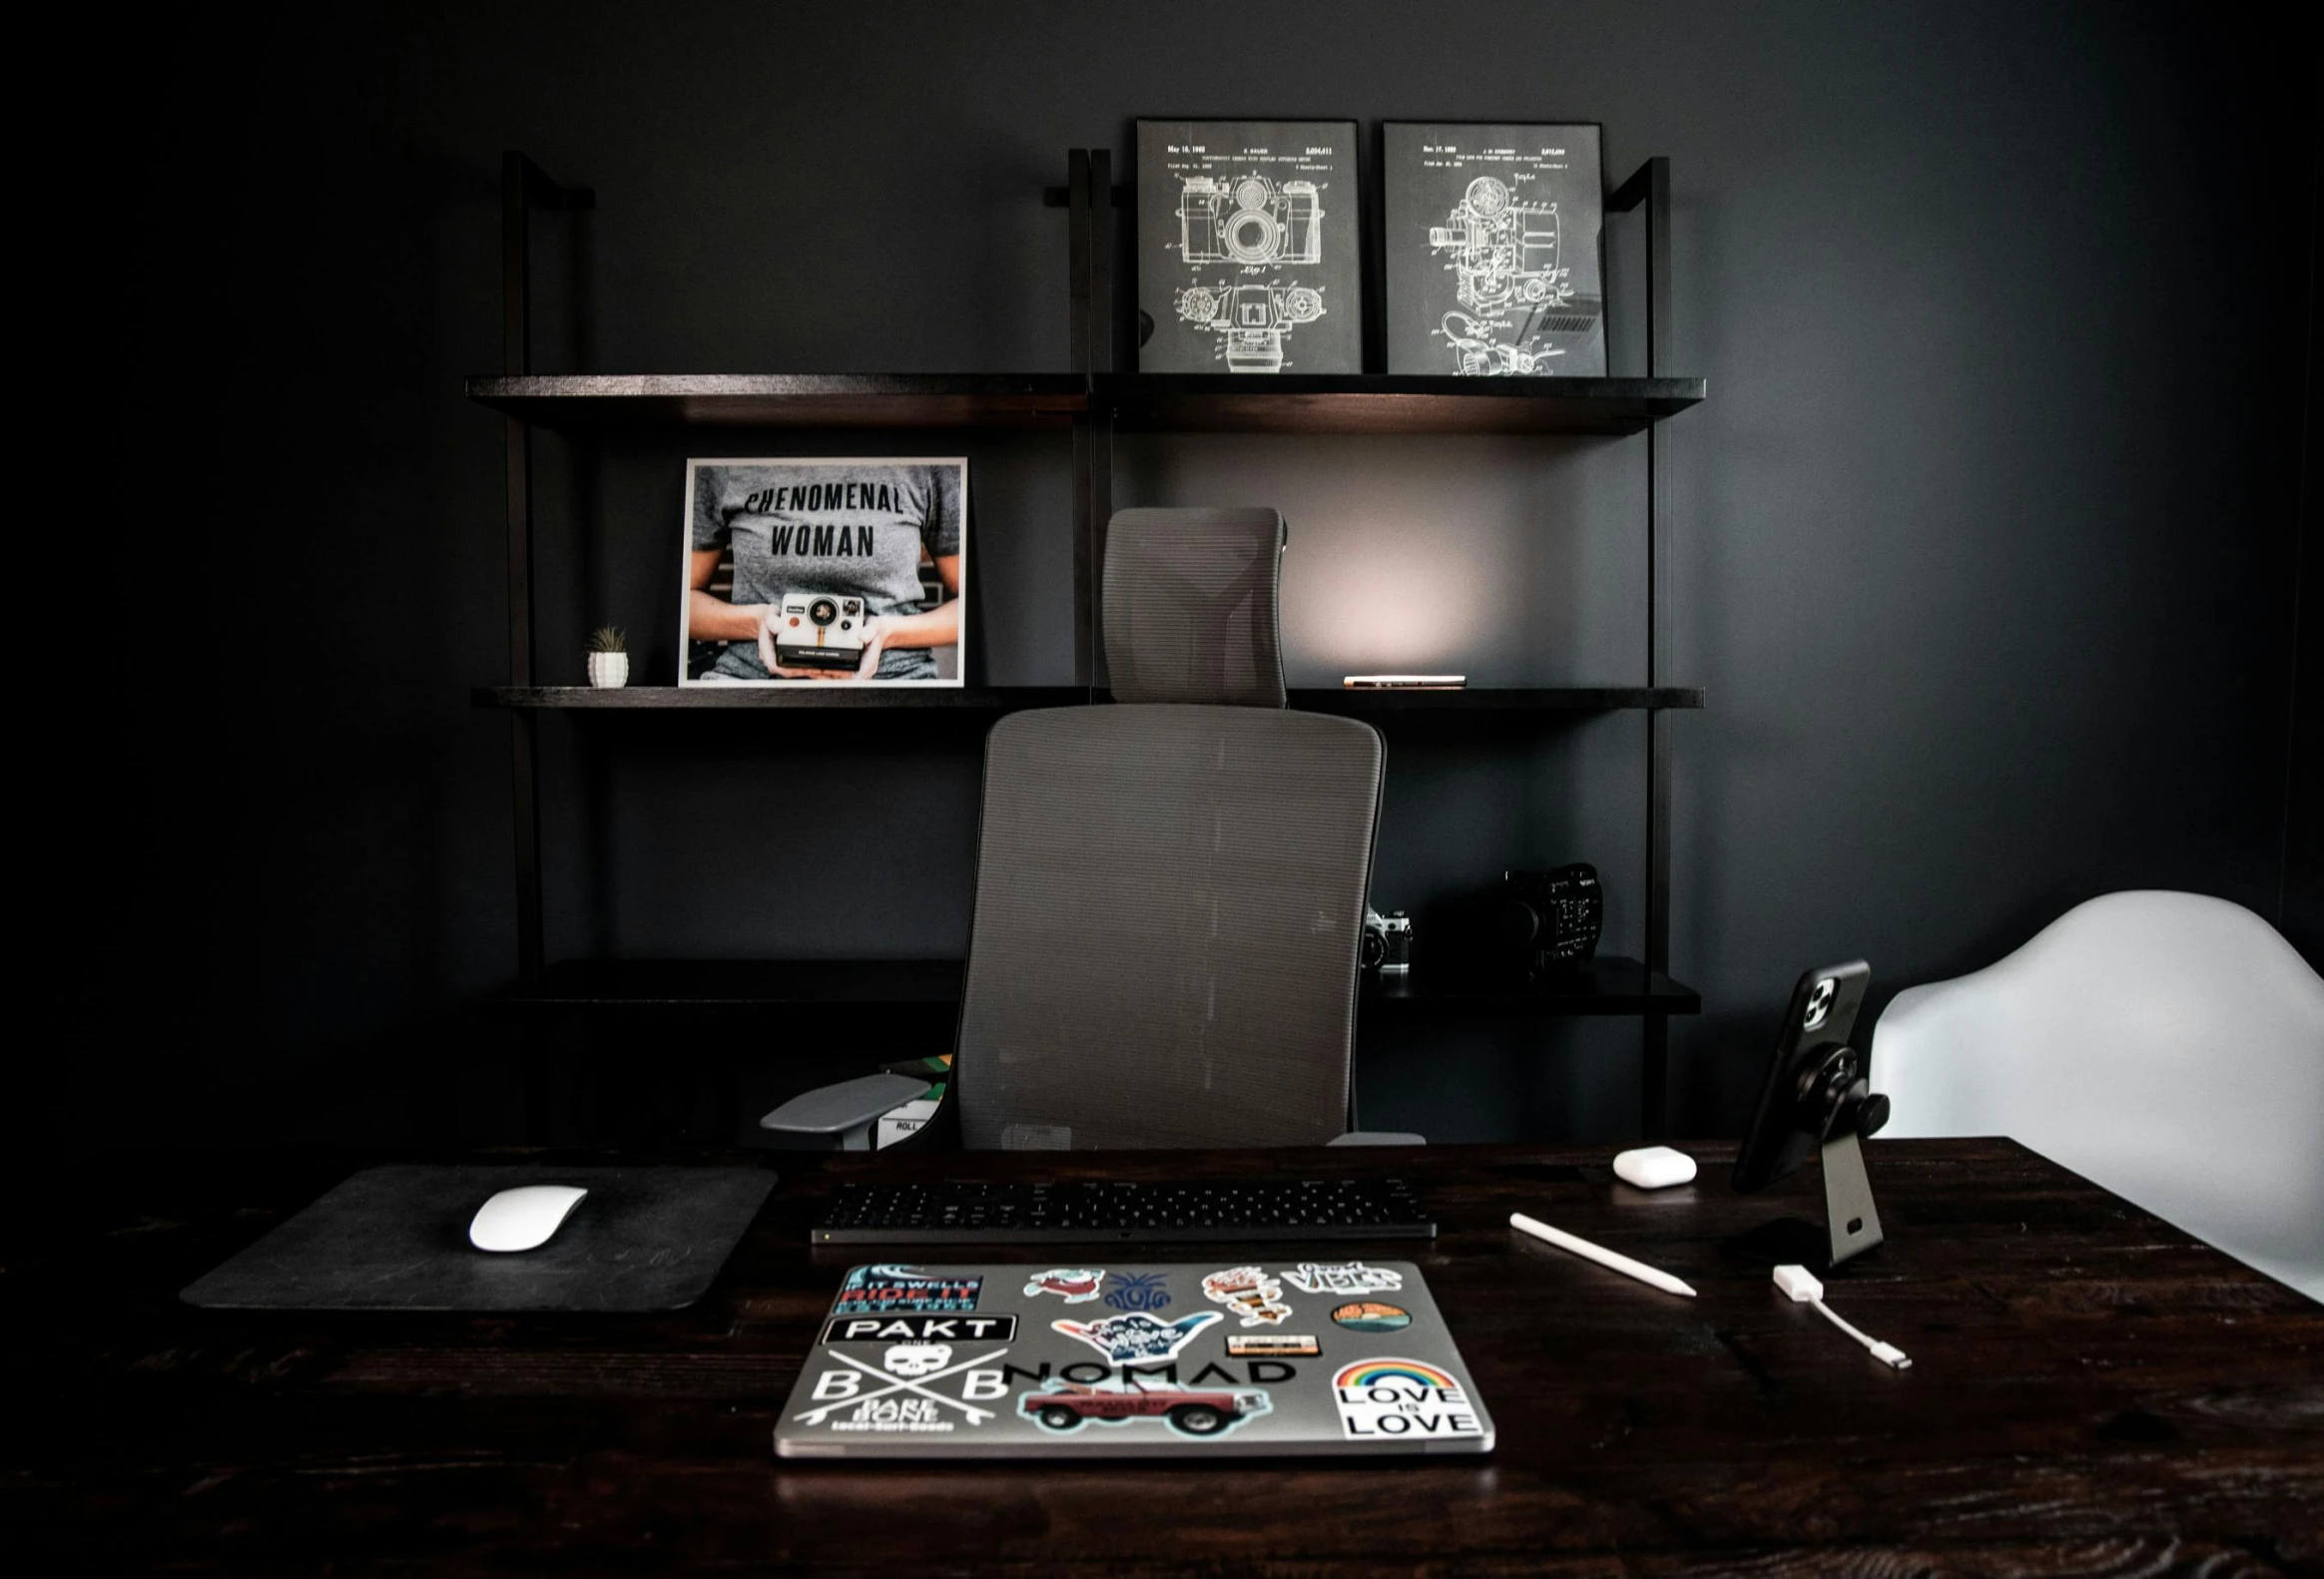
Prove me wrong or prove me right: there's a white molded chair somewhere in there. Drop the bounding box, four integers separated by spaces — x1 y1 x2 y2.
1870 890 2324 1302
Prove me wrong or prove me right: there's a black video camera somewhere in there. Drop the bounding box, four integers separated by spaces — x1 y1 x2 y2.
1494 864 1602 978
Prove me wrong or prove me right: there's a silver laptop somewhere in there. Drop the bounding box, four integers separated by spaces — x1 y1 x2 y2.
775 1259 1493 1459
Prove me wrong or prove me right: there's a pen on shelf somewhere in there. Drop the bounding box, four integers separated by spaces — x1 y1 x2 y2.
1508 1212 1697 1299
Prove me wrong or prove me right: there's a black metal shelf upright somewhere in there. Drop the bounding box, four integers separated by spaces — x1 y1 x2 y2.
1050 150 1696 1134
477 145 1703 1138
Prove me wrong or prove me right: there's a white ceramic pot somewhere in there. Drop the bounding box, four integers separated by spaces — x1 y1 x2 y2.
587 652 629 689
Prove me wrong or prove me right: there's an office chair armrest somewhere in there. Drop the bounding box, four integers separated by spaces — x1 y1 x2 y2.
760 1072 934 1151
1331 1131 1428 1147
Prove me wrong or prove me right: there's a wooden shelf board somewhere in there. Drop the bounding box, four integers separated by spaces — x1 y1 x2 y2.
1294 686 1703 713
473 686 1085 711
474 686 1702 713
1361 957 1701 1016
501 956 1697 1017
465 373 1090 429
1100 374 1707 435
462 372 1706 434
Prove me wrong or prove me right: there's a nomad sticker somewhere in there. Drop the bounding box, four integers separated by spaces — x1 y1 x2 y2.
1202 1266 1295 1326
792 1342 1014 1434
822 1315 1017 1344
1333 1357 1485 1442
1020 1376 1272 1439
1281 1261 1405 1296
1331 1302 1413 1332
1228 1333 1321 1357
1024 1269 1106 1304
832 1265 981 1316
1101 1272 1172 1312
1051 1311 1223 1363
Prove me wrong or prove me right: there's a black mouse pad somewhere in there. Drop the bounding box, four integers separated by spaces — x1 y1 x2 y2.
180 1165 776 1312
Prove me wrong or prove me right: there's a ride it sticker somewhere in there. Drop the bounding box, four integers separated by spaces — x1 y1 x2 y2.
1331 1301 1413 1332
1019 1376 1272 1439
1101 1272 1172 1312
1281 1261 1405 1296
792 1342 1014 1434
822 1315 1017 1344
1333 1358 1484 1441
1202 1266 1295 1326
1051 1311 1223 1363
1228 1333 1320 1357
832 1265 981 1316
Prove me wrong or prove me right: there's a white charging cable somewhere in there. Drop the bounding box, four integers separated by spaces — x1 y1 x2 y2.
1772 1264 1912 1369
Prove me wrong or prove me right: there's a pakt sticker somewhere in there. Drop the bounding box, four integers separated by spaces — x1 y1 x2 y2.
1228 1333 1320 1357
1281 1261 1405 1295
1333 1357 1484 1442
822 1315 1017 1344
1331 1301 1413 1332
793 1342 1015 1434
1101 1272 1172 1312
1051 1310 1223 1363
1019 1376 1272 1439
832 1264 981 1316
1202 1266 1295 1326
1023 1269 1106 1304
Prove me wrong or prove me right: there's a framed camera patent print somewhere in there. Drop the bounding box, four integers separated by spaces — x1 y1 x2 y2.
1384 123 1606 376
1135 119 1363 374
680 457 966 686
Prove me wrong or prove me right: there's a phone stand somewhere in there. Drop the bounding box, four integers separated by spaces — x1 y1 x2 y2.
1728 1048 1893 1273
1817 1128 1885 1268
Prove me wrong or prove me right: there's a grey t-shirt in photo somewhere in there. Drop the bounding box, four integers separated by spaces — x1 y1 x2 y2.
691 462 962 681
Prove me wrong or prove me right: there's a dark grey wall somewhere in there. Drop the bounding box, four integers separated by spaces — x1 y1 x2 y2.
100 1 2318 1147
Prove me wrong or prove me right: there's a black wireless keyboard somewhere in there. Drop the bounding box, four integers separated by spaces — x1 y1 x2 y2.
813 1178 1435 1245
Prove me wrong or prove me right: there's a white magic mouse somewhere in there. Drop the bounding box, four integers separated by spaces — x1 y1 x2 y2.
468 1185 589 1252
1612 1146 1698 1191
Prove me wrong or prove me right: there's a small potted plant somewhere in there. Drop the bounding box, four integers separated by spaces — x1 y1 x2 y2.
586 627 629 689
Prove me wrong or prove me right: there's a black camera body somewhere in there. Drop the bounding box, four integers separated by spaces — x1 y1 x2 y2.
1361 906 1413 974
1496 864 1602 977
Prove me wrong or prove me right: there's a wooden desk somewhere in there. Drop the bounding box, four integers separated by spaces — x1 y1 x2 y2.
6 1141 2319 1574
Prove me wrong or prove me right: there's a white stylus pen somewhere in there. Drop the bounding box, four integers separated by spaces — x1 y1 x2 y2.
1509 1212 1698 1299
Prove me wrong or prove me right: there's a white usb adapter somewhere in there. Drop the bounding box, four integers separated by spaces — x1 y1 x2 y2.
1772 1264 1912 1369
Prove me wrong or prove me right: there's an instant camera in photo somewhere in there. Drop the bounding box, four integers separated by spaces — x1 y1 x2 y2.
1383 123 1606 376
1135 120 1364 375
681 458 967 686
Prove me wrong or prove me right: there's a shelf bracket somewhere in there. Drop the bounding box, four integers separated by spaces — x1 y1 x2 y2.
1611 156 1676 1139
501 151 589 991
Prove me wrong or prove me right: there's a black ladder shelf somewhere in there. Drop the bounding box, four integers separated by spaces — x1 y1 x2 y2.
473 145 1704 1137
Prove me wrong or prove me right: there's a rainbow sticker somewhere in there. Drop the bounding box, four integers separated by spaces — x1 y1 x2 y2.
1333 1356 1486 1442
1334 1358 1457 1391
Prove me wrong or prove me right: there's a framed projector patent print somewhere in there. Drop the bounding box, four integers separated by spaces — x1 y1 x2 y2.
681 457 966 686
1384 123 1606 376
1135 119 1363 375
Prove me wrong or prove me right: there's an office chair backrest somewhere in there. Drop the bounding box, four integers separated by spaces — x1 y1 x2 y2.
954 508 1384 1149
1871 890 2324 1301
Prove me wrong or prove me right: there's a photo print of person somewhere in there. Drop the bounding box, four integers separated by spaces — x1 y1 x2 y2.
1384 123 1606 376
680 457 966 686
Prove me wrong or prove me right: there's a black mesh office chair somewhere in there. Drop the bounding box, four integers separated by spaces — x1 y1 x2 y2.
761 507 1419 1150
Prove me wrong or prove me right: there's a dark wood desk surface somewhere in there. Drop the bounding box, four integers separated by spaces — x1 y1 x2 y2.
6 1140 2319 1575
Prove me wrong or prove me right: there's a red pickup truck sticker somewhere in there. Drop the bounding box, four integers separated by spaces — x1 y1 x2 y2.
1019 1376 1273 1439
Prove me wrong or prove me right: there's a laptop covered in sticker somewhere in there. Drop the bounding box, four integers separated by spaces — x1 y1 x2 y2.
774 1260 1493 1458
